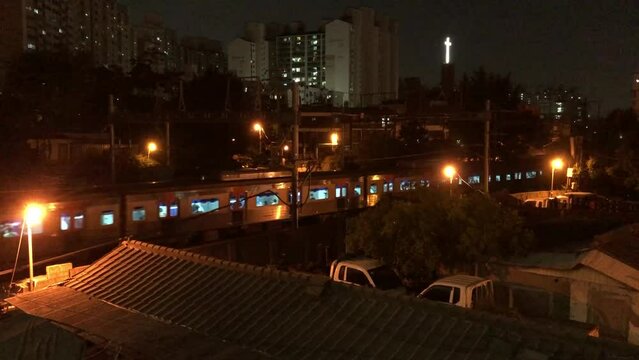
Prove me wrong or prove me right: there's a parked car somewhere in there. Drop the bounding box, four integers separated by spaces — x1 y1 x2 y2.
418 275 494 309
329 256 403 291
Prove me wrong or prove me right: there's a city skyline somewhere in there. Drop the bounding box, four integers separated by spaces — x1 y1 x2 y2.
120 0 639 113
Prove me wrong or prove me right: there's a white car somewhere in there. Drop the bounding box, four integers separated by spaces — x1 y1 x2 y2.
329 257 403 291
418 275 494 309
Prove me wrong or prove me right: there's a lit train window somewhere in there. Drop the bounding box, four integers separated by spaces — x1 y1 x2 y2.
388 182 394 192
158 203 168 218
514 172 522 180
310 188 329 201
506 174 512 181
400 180 411 191
169 202 179 217
60 214 70 231
100 211 114 226
74 213 84 229
468 176 481 184
525 171 537 179
383 182 388 192
191 198 219 214
1 221 21 238
132 207 146 221
369 184 378 194
257 193 279 207
495 175 501 182
420 179 429 187
335 186 347 198
354 186 362 196
230 194 247 209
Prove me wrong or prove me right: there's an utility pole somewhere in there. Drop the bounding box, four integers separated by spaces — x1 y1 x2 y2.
108 95 116 184
292 83 300 229
165 119 171 167
483 100 490 194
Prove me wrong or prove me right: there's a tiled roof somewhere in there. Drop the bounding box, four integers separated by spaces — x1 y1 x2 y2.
10 241 639 360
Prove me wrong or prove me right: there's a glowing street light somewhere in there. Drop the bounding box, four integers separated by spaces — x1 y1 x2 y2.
330 132 339 146
147 141 158 160
442 165 456 183
283 145 290 152
442 165 456 196
550 158 564 196
24 203 45 292
253 122 264 153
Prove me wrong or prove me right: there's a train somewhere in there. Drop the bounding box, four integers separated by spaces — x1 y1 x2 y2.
0 164 547 268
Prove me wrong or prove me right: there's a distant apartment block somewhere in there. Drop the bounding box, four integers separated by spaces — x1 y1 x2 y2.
133 14 178 74
227 7 399 108
180 36 226 78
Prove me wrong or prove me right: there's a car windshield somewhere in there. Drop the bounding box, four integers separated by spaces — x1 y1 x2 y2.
368 265 402 290
421 285 452 303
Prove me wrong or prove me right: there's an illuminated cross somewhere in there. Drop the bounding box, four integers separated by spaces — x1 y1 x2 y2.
444 36 452 64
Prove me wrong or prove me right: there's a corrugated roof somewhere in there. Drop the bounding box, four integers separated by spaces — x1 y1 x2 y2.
9 241 639 360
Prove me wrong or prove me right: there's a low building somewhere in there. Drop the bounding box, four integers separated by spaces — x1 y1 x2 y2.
491 223 639 345
8 240 638 359
27 133 110 163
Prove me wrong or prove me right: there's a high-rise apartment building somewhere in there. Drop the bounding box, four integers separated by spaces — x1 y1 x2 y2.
276 32 325 87
180 36 226 78
228 7 399 108
0 0 69 87
337 7 399 107
67 0 133 71
0 0 134 88
133 14 178 73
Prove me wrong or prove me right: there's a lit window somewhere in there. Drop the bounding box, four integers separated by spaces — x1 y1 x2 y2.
506 174 512 181
27 43 36 50
354 186 362 196
514 172 522 180
169 202 179 217
132 207 146 221
335 185 348 198
34 8 39 14
383 182 388 193
1 221 21 238
158 203 168 218
495 175 501 182
100 211 115 226
309 188 329 201
369 184 378 194
191 198 219 214
74 213 84 229
468 176 481 184
60 214 71 231
257 193 279 207
400 180 411 191
525 171 537 179
230 194 247 209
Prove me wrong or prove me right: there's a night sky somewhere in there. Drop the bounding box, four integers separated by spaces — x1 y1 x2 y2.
121 0 639 113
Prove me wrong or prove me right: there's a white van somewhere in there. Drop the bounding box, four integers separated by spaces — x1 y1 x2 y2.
418 275 494 309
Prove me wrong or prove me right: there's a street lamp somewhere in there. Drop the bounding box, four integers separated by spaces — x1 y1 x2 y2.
442 165 456 196
253 123 263 153
330 132 339 146
550 158 564 196
24 203 45 292
147 141 158 160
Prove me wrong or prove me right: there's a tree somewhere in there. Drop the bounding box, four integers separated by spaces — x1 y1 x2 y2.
345 189 533 284
459 67 523 111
